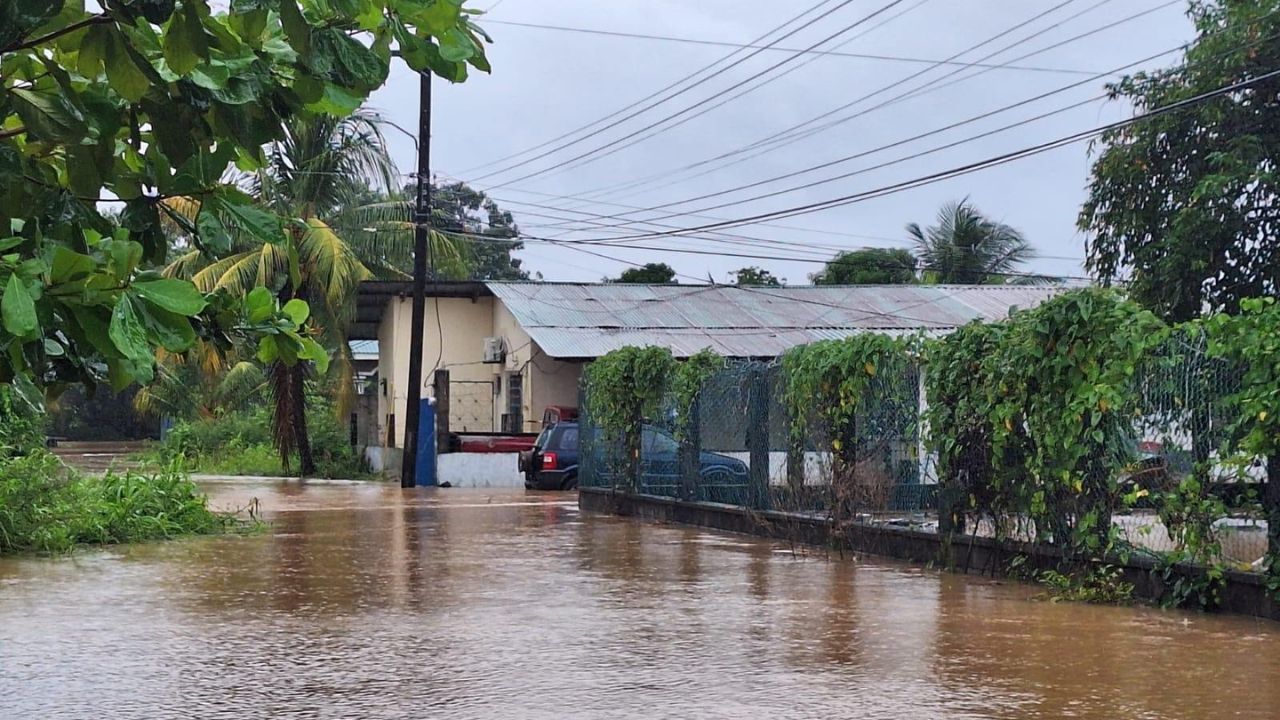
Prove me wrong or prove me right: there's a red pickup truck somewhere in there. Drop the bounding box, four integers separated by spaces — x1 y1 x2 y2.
449 406 579 455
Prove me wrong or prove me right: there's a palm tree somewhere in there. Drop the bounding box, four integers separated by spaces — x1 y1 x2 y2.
133 357 267 421
907 200 1037 284
163 110 467 474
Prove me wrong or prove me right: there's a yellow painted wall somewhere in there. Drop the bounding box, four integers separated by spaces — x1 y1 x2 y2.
375 291 585 442
378 295 495 446
529 347 582 428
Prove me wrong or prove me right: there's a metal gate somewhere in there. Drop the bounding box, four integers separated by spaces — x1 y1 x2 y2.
449 380 495 432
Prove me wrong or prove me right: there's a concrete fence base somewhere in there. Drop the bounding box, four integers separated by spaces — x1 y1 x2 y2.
579 487 1280 621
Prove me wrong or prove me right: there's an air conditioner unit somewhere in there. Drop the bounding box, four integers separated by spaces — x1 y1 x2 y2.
482 336 507 364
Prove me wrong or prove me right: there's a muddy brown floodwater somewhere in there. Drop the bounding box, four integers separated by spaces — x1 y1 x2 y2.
2 481 1279 719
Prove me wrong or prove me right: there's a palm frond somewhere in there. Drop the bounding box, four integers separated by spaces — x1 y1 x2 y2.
298 218 371 328
214 361 268 411
908 200 1035 284
191 251 260 295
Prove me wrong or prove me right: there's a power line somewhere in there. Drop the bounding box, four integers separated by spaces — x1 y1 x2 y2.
399 15 1279 252
482 192 1089 264
485 0 931 191
563 40 1205 232
435 169 914 244
422 220 1090 282
484 18 1096 75
565 0 1150 207
476 0 911 188
517 66 1280 242
460 0 845 177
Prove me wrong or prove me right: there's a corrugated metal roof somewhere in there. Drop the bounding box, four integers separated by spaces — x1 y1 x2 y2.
486 283 1063 359
349 340 379 359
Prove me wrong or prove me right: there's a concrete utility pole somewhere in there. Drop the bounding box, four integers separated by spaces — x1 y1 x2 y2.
401 71 432 488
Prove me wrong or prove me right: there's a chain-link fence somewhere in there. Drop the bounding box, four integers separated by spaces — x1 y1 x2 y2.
581 359 935 524
580 339 1271 574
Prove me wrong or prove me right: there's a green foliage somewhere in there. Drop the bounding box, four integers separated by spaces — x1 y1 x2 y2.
908 200 1038 284
156 399 366 479
1036 565 1135 605
928 289 1168 556
1079 0 1280 321
1206 296 1280 590
732 266 782 287
1147 474 1232 609
0 384 44 456
810 248 916 285
584 346 675 443
610 263 677 284
0 452 228 554
0 0 489 401
781 333 914 451
671 349 723 438
1208 298 1280 462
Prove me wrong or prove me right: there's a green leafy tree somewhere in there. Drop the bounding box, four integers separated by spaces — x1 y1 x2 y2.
732 266 782 286
164 111 464 474
909 200 1035 284
132 358 266 421
611 263 677 284
431 181 527 280
0 1 490 411
1080 0 1280 555
356 179 521 281
1079 0 1280 321
810 248 916 285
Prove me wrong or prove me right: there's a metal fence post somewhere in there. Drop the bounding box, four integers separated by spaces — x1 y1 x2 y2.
433 369 450 457
747 365 770 510
679 394 701 501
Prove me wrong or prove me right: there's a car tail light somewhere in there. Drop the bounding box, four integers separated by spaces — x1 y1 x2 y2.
541 452 558 470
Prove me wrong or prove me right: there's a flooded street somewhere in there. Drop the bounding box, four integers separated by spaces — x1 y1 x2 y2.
2 481 1278 719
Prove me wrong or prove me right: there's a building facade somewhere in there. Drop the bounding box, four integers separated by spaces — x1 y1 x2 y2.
353 281 1064 450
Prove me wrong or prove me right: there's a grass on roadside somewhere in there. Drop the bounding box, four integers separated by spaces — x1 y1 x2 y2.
0 452 238 554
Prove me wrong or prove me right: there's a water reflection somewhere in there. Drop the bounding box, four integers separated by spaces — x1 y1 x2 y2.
0 481 1276 719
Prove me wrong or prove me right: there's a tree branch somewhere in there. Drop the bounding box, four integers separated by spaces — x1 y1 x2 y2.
3 14 113 55
0 127 26 139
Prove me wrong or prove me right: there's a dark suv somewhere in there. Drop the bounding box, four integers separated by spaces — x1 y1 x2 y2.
523 422 750 492
523 423 583 490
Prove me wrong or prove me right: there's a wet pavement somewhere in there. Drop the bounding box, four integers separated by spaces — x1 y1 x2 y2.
1 480 1278 719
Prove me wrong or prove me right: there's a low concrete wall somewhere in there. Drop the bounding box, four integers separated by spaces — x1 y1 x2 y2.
438 452 524 488
579 488 1280 622
720 451 831 485
365 446 403 480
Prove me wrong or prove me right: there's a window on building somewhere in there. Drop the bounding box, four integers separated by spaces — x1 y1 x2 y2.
503 373 524 433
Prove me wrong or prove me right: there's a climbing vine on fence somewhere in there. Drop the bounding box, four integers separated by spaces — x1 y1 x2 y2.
928 289 1169 559
671 349 723 439
583 346 674 443
780 333 914 454
925 320 1017 539
1208 297 1280 593
581 288 1280 608
583 346 724 441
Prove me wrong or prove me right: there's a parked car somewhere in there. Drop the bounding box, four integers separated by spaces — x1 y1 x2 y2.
523 422 750 492
523 423 582 490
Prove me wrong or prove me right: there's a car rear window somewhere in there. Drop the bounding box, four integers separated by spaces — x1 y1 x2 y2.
555 427 579 450
534 427 551 450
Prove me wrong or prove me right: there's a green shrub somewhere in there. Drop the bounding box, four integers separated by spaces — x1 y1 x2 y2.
0 453 229 554
155 399 369 479
0 386 45 458
1037 565 1135 605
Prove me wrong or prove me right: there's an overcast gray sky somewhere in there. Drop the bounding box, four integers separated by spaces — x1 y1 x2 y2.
368 0 1195 284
